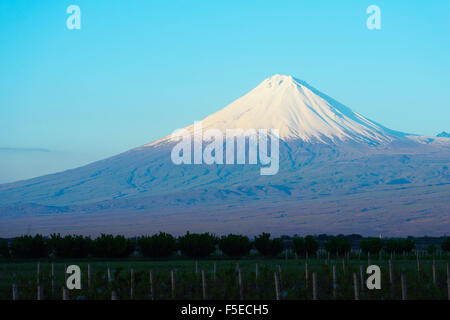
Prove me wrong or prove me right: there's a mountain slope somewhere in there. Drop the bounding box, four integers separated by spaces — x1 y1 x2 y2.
0 74 449 236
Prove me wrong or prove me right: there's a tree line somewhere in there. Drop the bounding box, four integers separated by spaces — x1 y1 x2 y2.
0 232 449 259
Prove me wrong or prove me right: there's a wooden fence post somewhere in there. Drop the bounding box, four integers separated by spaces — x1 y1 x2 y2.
130 268 135 299
389 259 393 284
342 258 345 275
37 262 40 286
353 273 359 300
87 264 91 291
416 252 420 274
149 270 154 300
447 263 450 300
62 287 69 300
64 264 68 286
359 265 364 291
401 273 407 300
51 263 55 297
305 261 309 288
278 265 282 284
202 270 207 300
12 284 18 300
312 272 318 300
171 270 175 299
37 285 43 300
274 272 280 300
432 259 436 286
111 291 118 300
107 265 111 283
238 267 244 300
332 264 337 299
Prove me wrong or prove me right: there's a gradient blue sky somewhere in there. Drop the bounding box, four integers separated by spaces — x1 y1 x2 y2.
1 0 449 183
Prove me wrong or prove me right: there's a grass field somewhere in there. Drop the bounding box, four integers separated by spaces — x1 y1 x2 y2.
1 254 449 300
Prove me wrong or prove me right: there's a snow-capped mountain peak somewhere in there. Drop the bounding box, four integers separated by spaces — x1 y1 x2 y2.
176 74 400 144
2 74 450 237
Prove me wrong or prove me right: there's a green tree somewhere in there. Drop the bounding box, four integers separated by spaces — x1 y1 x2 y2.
138 233 176 258
441 237 450 253
48 234 92 258
292 237 306 256
385 238 415 254
0 239 10 258
360 238 383 255
305 235 319 256
325 236 351 256
427 244 437 255
10 235 48 258
92 234 135 258
400 239 415 253
178 232 217 258
385 239 398 254
254 233 283 257
218 234 251 257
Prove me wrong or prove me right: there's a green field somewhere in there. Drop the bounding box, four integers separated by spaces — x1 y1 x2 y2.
1 255 449 300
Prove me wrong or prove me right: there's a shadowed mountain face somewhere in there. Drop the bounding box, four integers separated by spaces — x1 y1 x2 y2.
1 75 449 237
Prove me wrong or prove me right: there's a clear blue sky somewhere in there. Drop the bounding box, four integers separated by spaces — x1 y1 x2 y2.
0 0 449 183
